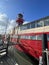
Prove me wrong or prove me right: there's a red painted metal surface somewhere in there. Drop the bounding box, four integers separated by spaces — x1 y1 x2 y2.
20 39 42 59
15 32 49 36
11 38 42 59
11 33 49 59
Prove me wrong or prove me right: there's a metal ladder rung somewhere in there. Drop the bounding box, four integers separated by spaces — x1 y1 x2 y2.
0 47 7 50
0 49 6 53
0 52 6 56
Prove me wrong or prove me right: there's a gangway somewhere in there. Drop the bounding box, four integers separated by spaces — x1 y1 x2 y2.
0 42 38 65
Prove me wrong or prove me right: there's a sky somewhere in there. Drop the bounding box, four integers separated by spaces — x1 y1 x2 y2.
0 0 49 34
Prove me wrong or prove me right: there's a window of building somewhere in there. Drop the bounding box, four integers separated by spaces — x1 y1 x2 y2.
20 36 30 39
20 23 31 30
27 24 30 29
25 36 30 39
20 36 25 39
13 35 18 38
30 36 36 40
37 35 42 40
44 19 49 26
36 21 44 27
30 22 35 28
20 25 27 30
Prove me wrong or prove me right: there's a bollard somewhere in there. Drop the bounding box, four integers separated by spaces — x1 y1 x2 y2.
42 34 48 65
39 56 43 65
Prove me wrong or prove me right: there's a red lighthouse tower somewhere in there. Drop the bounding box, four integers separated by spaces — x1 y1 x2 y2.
16 13 24 26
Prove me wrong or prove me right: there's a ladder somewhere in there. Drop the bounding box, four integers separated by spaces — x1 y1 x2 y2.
0 40 8 57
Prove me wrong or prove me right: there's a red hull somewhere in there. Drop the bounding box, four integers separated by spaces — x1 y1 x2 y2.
11 38 49 59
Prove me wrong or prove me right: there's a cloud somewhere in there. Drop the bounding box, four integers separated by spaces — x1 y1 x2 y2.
0 13 9 26
0 13 18 34
0 13 9 34
23 21 28 24
7 20 17 30
7 19 17 34
0 13 17 34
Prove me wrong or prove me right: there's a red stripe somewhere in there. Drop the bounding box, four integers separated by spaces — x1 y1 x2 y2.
16 32 49 36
